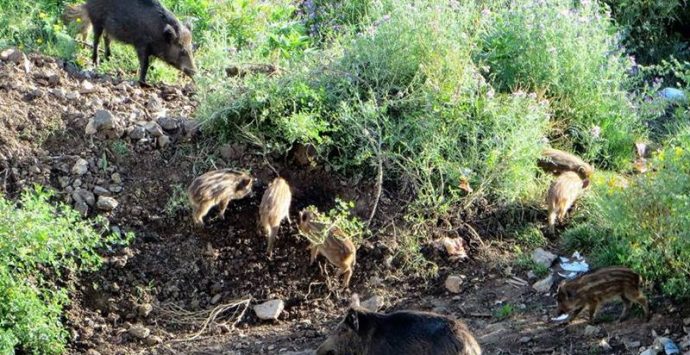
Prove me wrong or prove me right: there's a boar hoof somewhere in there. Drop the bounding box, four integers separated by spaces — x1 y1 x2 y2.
139 81 152 88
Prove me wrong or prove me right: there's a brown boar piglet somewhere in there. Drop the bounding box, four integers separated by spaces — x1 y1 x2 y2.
187 169 253 225
555 267 650 324
546 171 587 234
258 177 292 257
538 148 594 180
298 210 356 288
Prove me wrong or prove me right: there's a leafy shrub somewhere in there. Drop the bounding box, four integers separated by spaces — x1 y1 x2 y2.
563 128 690 299
479 0 644 169
603 0 689 63
297 199 366 246
300 0 373 41
203 1 551 275
0 187 132 353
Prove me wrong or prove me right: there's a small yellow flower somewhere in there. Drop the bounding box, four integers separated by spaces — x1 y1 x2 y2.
674 147 683 158
76 18 82 23
37 38 44 44
39 12 47 19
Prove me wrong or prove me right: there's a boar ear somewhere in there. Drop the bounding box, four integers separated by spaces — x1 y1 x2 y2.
344 309 360 332
163 24 178 43
582 179 590 189
236 177 252 191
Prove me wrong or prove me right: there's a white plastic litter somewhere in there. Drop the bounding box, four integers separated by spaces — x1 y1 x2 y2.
551 314 569 322
557 251 589 279
660 87 687 103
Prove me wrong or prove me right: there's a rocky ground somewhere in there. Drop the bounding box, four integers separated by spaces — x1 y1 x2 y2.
1 49 689 355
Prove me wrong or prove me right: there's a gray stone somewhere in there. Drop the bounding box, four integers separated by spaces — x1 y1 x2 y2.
360 295 385 312
128 324 150 339
0 47 22 63
137 303 153 317
157 135 171 148
584 325 600 336
211 294 222 305
111 173 122 184
253 299 284 320
444 275 463 294
81 80 96 94
93 186 112 196
76 188 96 206
72 158 89 175
143 335 162 346
74 199 89 217
93 110 117 131
129 126 146 140
531 248 557 268
532 273 554 293
158 117 179 131
96 196 118 211
144 121 164 137
65 91 81 100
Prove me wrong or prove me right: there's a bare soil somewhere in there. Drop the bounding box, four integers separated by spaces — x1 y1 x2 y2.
0 52 688 355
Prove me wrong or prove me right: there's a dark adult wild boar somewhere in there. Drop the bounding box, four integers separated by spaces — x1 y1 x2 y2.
71 0 196 85
316 298 481 355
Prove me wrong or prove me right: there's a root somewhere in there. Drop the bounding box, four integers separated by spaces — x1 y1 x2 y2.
158 297 251 343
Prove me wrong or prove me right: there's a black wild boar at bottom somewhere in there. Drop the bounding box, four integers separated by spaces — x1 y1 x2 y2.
81 0 196 85
316 307 481 355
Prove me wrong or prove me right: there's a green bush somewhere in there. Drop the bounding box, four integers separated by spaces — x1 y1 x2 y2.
563 128 690 299
479 0 644 169
203 1 551 275
0 187 132 353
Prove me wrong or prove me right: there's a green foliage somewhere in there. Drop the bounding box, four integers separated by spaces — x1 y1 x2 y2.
164 184 189 218
513 225 547 249
297 199 366 246
493 303 514 320
479 0 644 169
564 128 690 299
603 0 688 63
0 186 132 353
513 252 550 278
301 0 373 42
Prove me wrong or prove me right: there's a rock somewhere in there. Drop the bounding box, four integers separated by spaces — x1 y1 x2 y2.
584 325 600 336
519 336 532 344
684 317 690 326
81 80 96 94
96 196 118 211
624 340 641 350
360 295 385 312
58 176 70 188
74 199 89 217
65 91 81 100
158 135 171 148
158 117 179 131
137 303 153 317
144 121 164 137
444 275 463 294
111 173 122 184
144 335 162 346
182 119 200 138
146 96 163 112
532 273 554 293
531 248 557 268
128 324 150 339
93 186 112 196
219 143 245 161
85 350 101 355
0 47 22 63
72 159 89 175
211 294 222 305
76 188 96 206
527 271 536 279
640 349 660 355
599 338 612 351
92 110 117 131
253 299 284 320
129 126 146 140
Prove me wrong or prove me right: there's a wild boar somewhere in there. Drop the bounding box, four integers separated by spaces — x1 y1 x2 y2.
555 267 650 324
68 0 196 85
187 169 253 225
546 171 587 233
316 298 482 355
298 209 356 288
258 177 292 257
538 148 594 180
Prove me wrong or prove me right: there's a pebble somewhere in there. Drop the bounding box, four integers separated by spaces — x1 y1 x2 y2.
144 121 164 137
531 248 557 267
584 325 600 336
93 186 112 196
128 324 150 339
129 126 146 140
137 304 153 317
444 275 463 294
532 273 554 293
253 300 284 320
158 117 179 131
71 158 89 175
96 196 118 211
360 295 385 312
158 134 171 148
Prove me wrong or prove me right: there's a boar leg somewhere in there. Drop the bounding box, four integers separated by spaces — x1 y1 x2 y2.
266 227 276 258
136 48 151 85
633 293 650 321
566 306 584 324
587 302 600 324
340 267 352 288
91 24 104 66
218 197 230 220
103 34 112 60
309 246 319 265
194 200 214 225
619 296 631 322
